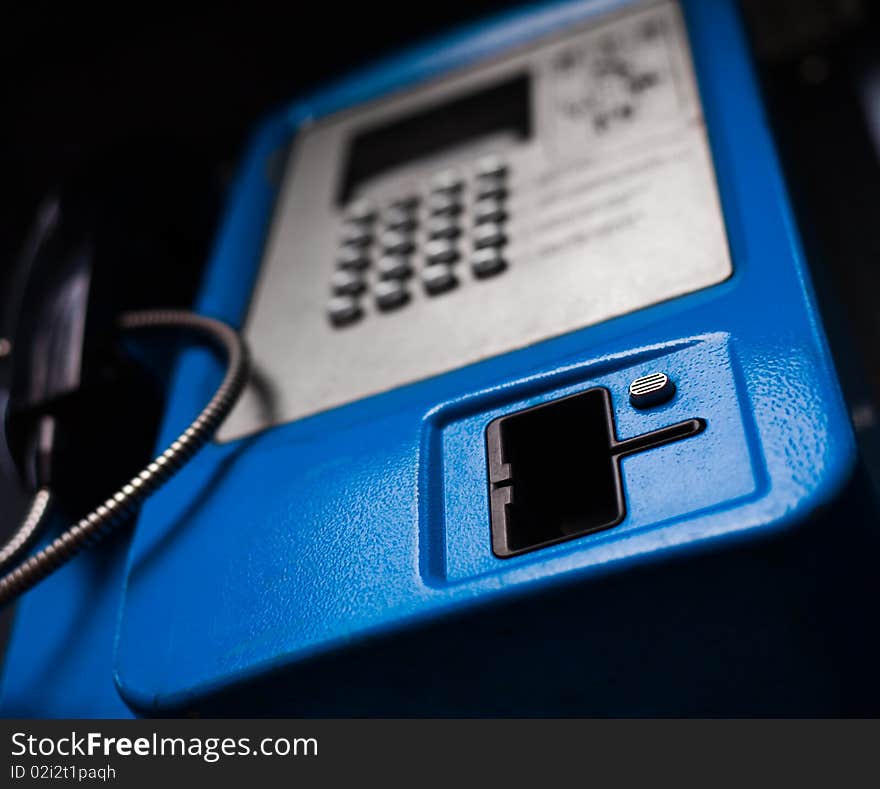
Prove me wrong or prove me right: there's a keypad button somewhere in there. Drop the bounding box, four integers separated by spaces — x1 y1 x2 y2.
430 170 463 194
380 230 415 256
327 295 362 326
475 154 507 178
426 216 462 240
473 223 507 249
428 192 462 216
422 263 458 294
340 222 373 247
383 206 417 232
376 254 412 279
474 198 507 225
331 269 367 295
374 279 410 311
474 174 507 201
337 245 370 270
425 239 459 265
389 195 419 211
471 247 507 278
344 199 376 224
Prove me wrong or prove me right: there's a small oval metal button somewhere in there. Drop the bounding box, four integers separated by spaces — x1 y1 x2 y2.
629 372 676 409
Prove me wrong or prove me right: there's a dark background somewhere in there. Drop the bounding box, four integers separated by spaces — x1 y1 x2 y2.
1 0 880 651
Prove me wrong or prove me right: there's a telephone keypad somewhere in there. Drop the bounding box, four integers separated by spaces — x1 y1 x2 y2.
328 158 510 324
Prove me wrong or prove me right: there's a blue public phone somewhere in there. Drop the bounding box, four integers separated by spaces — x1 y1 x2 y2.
3 0 879 717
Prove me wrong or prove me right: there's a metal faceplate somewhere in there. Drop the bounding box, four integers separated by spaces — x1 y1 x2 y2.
220 0 731 440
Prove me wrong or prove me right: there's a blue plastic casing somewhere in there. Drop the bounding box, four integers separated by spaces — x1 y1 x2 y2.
3 0 876 717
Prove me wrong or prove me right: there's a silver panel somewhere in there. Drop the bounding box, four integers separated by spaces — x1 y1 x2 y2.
220 0 732 440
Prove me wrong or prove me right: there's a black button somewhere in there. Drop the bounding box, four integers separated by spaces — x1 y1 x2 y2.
381 230 415 256
428 192 462 216
376 255 412 279
340 222 372 247
474 174 507 200
374 280 410 311
327 295 362 326
427 216 462 240
475 155 507 178
337 246 370 270
344 199 376 224
331 269 367 295
422 264 458 294
425 239 459 265
471 247 507 278
383 206 417 232
430 170 464 194
389 195 420 211
474 198 507 225
473 223 506 249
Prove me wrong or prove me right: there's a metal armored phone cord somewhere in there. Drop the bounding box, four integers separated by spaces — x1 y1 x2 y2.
0 309 249 607
0 488 53 572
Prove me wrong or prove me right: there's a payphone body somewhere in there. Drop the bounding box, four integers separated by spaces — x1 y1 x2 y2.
3 0 879 717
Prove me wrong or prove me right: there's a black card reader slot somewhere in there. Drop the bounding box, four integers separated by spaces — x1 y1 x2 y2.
486 388 704 558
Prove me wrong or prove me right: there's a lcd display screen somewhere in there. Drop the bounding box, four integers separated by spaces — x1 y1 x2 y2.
338 74 532 204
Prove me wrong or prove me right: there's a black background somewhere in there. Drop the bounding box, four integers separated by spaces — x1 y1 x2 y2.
0 1 518 274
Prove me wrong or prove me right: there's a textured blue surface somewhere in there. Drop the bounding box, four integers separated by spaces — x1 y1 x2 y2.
0 525 134 718
1 0 856 716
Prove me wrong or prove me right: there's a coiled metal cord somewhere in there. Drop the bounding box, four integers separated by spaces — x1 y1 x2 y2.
0 488 53 572
0 309 249 607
